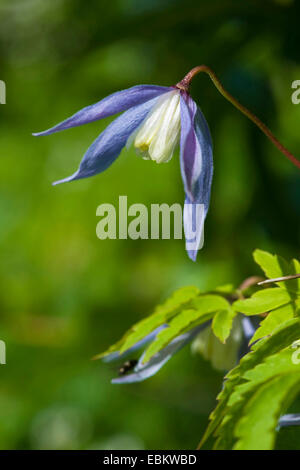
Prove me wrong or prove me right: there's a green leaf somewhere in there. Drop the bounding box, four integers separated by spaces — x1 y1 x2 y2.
225 347 300 420
142 295 230 363
95 285 200 359
213 345 300 449
212 342 300 449
199 318 300 448
233 347 300 398
198 374 237 449
142 309 212 364
191 294 230 312
253 249 288 279
233 287 292 315
234 373 300 450
212 308 237 343
250 303 295 344
232 318 300 377
253 249 300 293
212 348 296 449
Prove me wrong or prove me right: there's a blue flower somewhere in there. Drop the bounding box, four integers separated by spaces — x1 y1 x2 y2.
102 316 255 384
34 82 213 261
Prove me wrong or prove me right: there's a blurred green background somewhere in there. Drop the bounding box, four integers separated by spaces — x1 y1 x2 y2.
0 0 299 450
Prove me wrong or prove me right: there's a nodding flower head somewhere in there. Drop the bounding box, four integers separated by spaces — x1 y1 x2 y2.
33 73 213 261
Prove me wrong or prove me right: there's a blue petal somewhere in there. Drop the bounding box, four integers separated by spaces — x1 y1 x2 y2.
241 316 256 342
53 95 161 185
33 85 170 136
111 323 209 384
180 93 213 261
183 199 206 262
102 326 166 363
238 316 256 359
278 414 300 428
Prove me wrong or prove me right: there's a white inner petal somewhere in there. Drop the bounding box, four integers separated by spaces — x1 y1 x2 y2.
133 90 181 163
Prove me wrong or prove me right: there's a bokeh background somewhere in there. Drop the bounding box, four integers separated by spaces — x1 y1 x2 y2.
0 0 299 450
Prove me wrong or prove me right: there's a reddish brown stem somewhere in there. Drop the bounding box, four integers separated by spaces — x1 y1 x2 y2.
176 66 300 170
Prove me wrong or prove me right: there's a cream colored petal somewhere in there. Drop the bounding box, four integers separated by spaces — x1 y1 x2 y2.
133 90 181 163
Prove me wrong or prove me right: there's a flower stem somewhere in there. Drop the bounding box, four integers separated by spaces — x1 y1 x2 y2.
257 273 300 285
176 65 300 169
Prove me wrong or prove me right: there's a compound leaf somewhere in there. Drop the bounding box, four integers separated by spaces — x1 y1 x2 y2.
233 287 292 315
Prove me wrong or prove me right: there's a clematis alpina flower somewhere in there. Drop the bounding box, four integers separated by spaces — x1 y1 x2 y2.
33 77 213 261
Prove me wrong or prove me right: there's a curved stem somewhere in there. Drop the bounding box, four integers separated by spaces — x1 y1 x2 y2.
176 65 300 170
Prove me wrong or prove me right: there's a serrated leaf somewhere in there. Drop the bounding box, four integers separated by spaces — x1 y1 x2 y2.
250 303 295 344
96 285 200 359
199 318 300 448
233 287 292 315
212 308 237 343
253 249 300 293
142 295 230 364
227 347 300 414
214 359 300 450
191 294 230 312
120 286 201 354
232 318 300 376
142 309 211 364
253 249 288 276
234 373 300 450
212 339 300 449
198 374 237 449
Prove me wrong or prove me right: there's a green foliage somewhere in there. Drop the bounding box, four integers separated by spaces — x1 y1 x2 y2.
98 249 300 363
200 318 300 449
142 295 231 363
199 250 300 450
97 249 300 450
233 287 293 315
254 249 300 293
233 250 300 341
253 249 289 281
250 304 294 344
94 286 200 359
97 287 233 362
1 0 300 448
233 373 300 450
212 308 237 344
